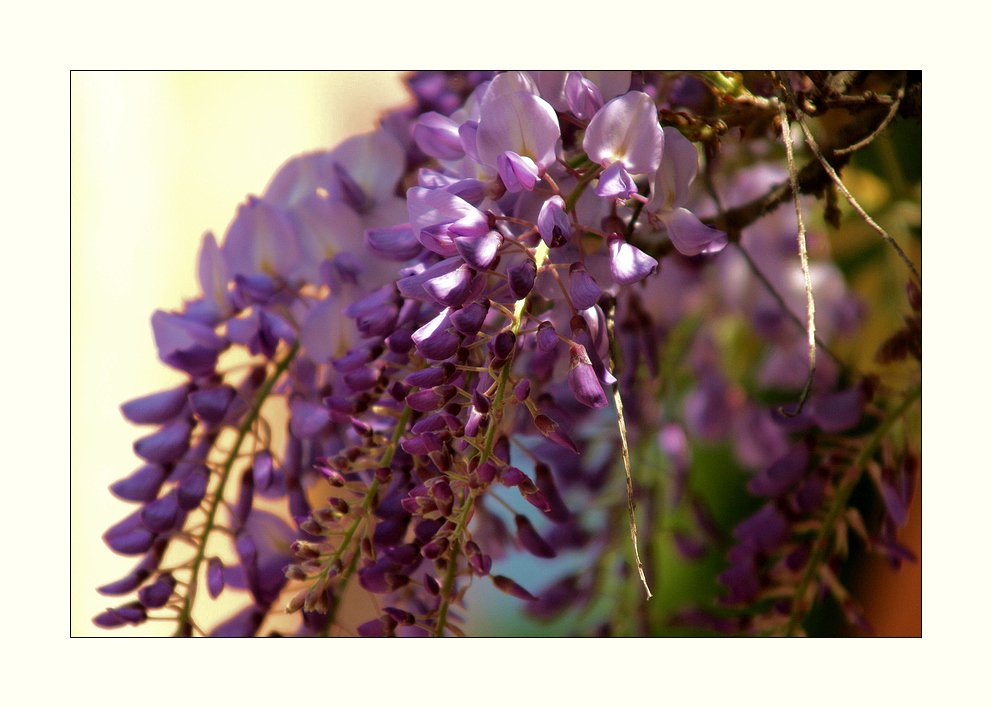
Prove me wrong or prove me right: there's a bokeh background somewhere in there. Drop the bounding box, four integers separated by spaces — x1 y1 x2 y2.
71 72 410 636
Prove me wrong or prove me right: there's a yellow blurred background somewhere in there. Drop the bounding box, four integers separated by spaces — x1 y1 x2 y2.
70 71 409 636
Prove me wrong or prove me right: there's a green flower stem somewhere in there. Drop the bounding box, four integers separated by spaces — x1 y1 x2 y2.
311 404 414 629
564 167 601 214
434 241 552 636
321 550 361 637
480 240 550 465
328 406 413 568
173 340 300 637
783 383 921 636
434 489 478 637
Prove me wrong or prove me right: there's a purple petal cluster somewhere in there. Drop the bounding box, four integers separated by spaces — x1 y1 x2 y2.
97 70 917 639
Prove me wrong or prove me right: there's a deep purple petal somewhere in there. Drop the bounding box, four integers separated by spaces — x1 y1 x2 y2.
207 557 225 599
533 414 580 454
110 464 168 503
450 300 490 336
176 465 209 510
412 309 462 361
424 265 476 308
492 574 539 601
120 384 190 425
140 491 180 533
209 605 266 637
133 421 193 464
453 230 503 270
515 514 557 558
188 386 235 427
568 344 609 408
568 264 604 310
507 259 537 299
748 444 811 497
138 574 176 609
536 321 559 353
810 387 866 433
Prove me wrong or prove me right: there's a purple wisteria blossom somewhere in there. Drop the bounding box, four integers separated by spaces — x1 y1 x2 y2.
97 70 920 640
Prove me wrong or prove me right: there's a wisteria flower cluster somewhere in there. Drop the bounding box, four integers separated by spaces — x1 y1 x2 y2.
95 71 921 637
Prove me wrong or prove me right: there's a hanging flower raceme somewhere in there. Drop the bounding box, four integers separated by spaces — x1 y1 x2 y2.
96 70 919 640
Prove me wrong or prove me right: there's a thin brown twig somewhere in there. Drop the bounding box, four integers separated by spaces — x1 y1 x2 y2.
833 72 906 155
776 78 816 417
781 84 922 286
606 298 652 599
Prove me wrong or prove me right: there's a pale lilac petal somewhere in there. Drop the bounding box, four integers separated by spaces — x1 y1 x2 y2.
364 223 423 261
323 130 405 204
497 151 540 193
608 235 659 285
480 71 540 108
666 207 728 256
594 161 637 200
583 92 664 175
413 112 465 161
476 91 560 173
647 126 699 212
584 71 632 102
151 310 226 375
534 71 569 111
299 298 345 363
407 187 489 256
564 71 603 121
397 257 463 301
289 399 331 438
222 196 300 281
453 230 502 270
459 120 481 162
196 232 232 322
288 195 365 283
537 196 571 248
